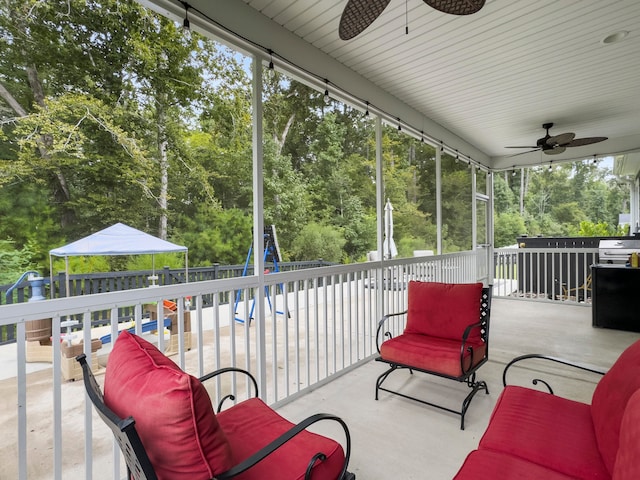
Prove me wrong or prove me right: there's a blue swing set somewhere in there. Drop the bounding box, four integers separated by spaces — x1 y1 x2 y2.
234 225 287 324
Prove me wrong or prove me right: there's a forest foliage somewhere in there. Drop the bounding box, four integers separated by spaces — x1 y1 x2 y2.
0 0 629 283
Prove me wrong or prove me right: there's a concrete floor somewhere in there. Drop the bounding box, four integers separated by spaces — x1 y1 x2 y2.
276 298 640 480
3 298 639 479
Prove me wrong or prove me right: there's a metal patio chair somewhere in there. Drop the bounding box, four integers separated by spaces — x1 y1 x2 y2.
375 281 492 430
77 330 355 480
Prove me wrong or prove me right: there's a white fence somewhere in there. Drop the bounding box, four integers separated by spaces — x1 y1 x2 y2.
1 251 482 480
493 247 598 303
2 245 602 479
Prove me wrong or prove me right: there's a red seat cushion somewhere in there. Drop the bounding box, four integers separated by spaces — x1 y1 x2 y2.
591 339 640 474
479 386 610 480
612 388 640 480
453 449 579 480
216 397 345 480
104 331 233 479
380 333 486 377
404 281 484 342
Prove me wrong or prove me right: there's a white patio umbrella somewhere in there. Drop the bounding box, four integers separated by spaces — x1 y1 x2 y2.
383 198 398 260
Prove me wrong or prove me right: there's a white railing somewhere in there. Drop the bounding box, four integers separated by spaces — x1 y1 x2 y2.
493 247 598 303
0 250 480 480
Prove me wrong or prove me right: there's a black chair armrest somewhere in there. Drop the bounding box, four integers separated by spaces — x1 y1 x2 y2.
199 367 259 413
459 321 485 375
461 321 483 343
376 311 407 353
215 413 352 480
502 354 606 393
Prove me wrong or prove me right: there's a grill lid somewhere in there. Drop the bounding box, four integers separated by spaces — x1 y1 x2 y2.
599 239 640 263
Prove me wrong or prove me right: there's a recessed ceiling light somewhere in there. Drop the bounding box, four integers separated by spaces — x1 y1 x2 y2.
601 30 629 45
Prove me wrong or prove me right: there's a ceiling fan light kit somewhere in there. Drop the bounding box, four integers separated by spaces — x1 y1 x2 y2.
339 0 485 40
506 122 608 156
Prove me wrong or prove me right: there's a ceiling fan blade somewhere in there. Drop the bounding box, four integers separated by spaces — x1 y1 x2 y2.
339 0 391 40
546 132 575 147
424 0 485 15
566 136 608 147
507 149 540 157
544 146 566 155
505 146 538 149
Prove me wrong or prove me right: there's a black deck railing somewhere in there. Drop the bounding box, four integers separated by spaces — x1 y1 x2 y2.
0 260 332 345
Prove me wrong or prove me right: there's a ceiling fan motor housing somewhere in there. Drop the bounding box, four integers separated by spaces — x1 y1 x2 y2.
536 137 549 148
537 123 554 149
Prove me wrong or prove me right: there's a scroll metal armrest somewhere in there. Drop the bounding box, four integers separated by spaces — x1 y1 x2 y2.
199 367 259 412
215 413 352 480
461 321 483 343
459 321 483 375
502 353 606 393
376 311 407 353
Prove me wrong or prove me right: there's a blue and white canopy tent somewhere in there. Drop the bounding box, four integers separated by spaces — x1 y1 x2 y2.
49 223 188 297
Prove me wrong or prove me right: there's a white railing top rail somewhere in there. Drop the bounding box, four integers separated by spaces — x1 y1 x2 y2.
0 251 480 327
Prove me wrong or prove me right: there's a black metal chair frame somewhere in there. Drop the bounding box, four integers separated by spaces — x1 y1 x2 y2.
502 353 605 392
375 287 492 430
76 354 356 480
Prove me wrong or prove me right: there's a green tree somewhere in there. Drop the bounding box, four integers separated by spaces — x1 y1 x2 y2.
552 202 587 234
494 212 526 247
176 205 251 266
440 159 472 251
263 137 310 256
0 240 36 285
290 223 346 262
124 9 202 239
577 221 624 237
0 0 148 232
493 173 518 213
195 47 253 210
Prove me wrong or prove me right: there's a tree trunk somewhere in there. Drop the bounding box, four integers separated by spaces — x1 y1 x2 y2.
0 82 27 116
157 103 169 240
273 113 295 157
518 167 532 216
8 4 72 223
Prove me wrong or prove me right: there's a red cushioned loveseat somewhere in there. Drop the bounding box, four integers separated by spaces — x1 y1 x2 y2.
453 339 640 480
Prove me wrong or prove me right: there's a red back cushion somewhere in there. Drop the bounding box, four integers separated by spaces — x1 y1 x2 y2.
404 281 484 342
104 331 233 479
613 388 640 480
591 339 640 475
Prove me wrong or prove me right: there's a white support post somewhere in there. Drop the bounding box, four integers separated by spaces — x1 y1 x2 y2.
472 166 477 252
17 320 27 480
436 145 442 254
375 116 384 319
488 171 496 281
252 54 267 399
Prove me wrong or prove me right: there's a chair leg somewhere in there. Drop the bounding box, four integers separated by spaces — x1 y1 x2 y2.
375 365 398 400
377 363 489 430
460 375 489 430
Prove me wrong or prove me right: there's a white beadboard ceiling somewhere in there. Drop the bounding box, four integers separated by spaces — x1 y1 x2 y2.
157 0 640 170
